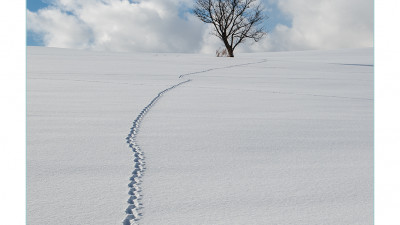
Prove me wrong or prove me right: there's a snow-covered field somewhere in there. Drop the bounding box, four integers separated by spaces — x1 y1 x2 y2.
27 47 373 225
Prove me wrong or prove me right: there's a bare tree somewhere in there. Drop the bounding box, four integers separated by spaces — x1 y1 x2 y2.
194 0 267 57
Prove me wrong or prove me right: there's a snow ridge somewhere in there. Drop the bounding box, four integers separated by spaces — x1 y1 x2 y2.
178 59 267 78
123 79 192 225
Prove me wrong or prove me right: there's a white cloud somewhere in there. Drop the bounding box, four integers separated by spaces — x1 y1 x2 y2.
27 0 373 53
245 0 373 52
27 0 206 52
27 8 93 48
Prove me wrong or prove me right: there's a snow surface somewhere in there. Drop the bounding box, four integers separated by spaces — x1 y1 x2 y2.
27 47 373 225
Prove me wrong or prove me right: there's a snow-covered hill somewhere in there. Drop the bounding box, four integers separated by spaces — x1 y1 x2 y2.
27 47 373 225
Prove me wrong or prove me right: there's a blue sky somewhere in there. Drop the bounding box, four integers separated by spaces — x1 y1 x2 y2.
27 0 48 45
27 0 48 12
26 0 373 52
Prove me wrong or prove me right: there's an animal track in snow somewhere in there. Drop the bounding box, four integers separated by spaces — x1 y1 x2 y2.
178 59 267 78
123 58 267 224
123 79 191 225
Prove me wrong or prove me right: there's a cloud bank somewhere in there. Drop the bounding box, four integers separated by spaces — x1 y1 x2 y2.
259 0 374 51
27 0 206 52
27 0 373 53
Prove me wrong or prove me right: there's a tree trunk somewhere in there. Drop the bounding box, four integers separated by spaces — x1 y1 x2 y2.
226 46 234 57
222 38 234 57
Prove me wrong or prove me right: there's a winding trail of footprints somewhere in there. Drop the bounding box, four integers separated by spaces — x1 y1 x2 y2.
123 59 267 225
179 59 267 78
123 79 191 225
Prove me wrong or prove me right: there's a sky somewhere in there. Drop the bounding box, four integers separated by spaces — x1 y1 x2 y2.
26 0 373 53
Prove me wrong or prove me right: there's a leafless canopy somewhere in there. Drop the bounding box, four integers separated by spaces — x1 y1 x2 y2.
194 0 267 57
